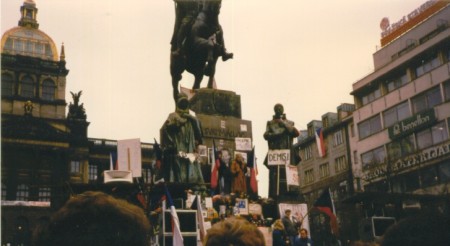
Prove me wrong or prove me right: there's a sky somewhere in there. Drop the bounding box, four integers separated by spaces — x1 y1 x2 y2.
1 0 428 197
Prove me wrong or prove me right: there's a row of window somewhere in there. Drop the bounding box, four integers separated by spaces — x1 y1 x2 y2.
358 46 450 107
361 120 449 169
3 37 54 60
358 83 448 140
1 73 56 100
302 129 344 161
71 161 153 184
303 156 348 185
365 161 450 193
1 184 51 202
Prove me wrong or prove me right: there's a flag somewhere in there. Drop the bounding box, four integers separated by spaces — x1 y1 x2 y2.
109 151 118 170
190 195 206 241
314 188 338 235
164 185 183 246
315 127 326 157
210 141 220 189
247 147 258 193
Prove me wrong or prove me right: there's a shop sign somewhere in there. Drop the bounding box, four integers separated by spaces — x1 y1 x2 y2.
388 109 435 140
365 141 450 180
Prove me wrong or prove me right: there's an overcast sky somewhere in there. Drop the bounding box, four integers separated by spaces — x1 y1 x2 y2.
2 0 427 197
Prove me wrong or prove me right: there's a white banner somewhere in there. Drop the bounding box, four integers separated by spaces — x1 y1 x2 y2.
286 165 299 186
235 137 252 151
267 149 290 165
117 138 142 177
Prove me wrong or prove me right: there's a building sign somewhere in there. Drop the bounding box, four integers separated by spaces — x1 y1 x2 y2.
365 141 450 180
388 109 436 140
380 0 447 46
267 149 290 165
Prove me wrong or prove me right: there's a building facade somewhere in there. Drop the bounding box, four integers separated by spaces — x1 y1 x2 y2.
1 2 157 245
296 104 356 244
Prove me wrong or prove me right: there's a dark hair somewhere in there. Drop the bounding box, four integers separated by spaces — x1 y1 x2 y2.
381 212 450 246
34 191 150 246
203 218 266 246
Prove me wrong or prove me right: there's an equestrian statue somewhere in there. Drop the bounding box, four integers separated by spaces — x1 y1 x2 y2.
170 0 233 101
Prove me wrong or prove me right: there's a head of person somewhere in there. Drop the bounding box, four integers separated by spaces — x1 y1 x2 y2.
274 103 284 116
34 191 150 246
285 209 291 217
235 153 244 163
381 212 450 246
203 217 266 246
299 228 309 239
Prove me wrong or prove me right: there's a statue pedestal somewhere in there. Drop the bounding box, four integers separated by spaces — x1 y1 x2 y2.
189 88 242 118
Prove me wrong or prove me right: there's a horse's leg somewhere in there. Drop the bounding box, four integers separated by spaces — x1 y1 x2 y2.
207 58 218 88
193 72 203 90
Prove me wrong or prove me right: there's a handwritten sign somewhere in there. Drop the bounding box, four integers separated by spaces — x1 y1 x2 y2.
235 137 252 151
267 149 290 165
286 165 299 186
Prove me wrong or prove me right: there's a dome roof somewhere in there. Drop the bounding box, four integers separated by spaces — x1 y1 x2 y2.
1 27 59 61
1 0 59 61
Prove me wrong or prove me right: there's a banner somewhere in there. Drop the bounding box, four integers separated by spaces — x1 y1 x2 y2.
286 165 299 186
267 149 290 165
117 138 141 177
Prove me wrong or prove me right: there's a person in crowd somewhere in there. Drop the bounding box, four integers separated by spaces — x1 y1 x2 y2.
203 217 266 246
230 153 247 194
33 191 150 246
282 209 298 245
272 219 289 246
293 228 313 246
380 212 450 246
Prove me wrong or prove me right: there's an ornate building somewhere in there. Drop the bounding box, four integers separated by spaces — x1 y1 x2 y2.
1 2 156 245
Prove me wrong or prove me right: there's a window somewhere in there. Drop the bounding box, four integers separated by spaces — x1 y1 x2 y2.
2 183 7 200
25 40 33 54
421 166 438 188
362 146 386 169
38 187 51 202
415 53 441 77
2 73 14 96
387 135 415 161
41 79 55 101
416 121 448 150
444 81 450 101
333 130 343 146
303 145 313 160
387 73 408 92
304 169 314 184
319 163 330 179
361 88 381 105
16 184 29 201
88 164 97 181
358 115 382 139
411 87 441 114
438 162 450 183
404 171 420 191
70 161 81 174
20 76 35 98
383 101 411 128
142 167 152 184
335 156 347 173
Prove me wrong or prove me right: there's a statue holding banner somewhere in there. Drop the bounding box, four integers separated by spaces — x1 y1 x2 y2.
160 93 205 184
264 104 300 197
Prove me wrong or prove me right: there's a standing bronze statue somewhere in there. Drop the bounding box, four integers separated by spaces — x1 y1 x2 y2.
170 0 233 101
160 93 205 184
264 104 300 197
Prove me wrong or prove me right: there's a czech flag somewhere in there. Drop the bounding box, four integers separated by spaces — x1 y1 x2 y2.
315 127 326 157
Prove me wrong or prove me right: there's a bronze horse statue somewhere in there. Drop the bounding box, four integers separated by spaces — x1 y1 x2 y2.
170 0 233 101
